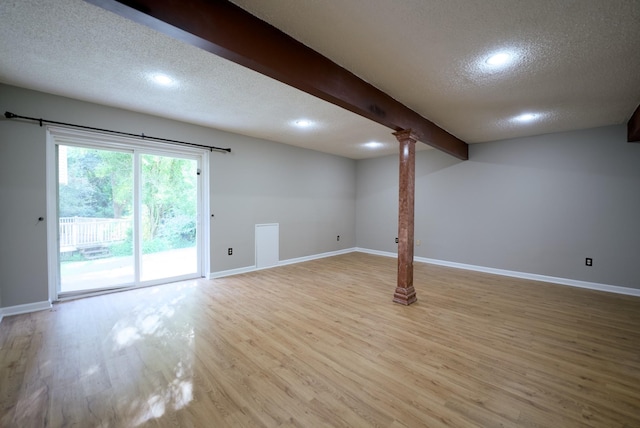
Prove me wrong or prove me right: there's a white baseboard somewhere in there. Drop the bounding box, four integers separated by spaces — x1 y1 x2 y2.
354 248 640 297
209 248 357 279
355 248 396 259
208 265 257 279
0 300 53 321
278 248 356 267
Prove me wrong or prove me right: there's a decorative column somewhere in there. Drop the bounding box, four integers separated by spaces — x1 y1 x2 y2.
393 129 418 305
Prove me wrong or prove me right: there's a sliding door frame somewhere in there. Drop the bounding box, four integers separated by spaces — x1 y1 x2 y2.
46 126 210 301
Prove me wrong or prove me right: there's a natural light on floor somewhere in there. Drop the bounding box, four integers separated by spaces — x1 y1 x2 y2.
106 285 196 426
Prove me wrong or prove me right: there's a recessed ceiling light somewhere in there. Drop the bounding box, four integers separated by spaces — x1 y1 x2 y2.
486 52 512 66
513 113 538 122
364 141 384 149
148 73 176 86
293 119 314 128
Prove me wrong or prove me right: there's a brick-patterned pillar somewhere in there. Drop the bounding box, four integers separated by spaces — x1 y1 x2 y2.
393 129 418 305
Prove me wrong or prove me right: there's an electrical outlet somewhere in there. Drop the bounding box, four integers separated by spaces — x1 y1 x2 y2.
395 237 399 244
585 257 592 266
337 235 340 241
228 248 233 256
416 239 421 246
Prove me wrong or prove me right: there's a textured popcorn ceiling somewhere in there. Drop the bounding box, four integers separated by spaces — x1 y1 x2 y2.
1 0 639 159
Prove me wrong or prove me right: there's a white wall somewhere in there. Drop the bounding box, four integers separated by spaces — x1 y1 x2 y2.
0 87 49 307
3 82 638 312
356 125 640 289
209 127 356 272
0 84 356 308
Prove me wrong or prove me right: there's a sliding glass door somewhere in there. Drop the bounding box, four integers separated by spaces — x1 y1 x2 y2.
58 145 135 292
53 131 204 297
140 153 198 282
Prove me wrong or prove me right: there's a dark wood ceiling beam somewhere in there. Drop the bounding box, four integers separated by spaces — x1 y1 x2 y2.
628 104 640 142
85 0 469 160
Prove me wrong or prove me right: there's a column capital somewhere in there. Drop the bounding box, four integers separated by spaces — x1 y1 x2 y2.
393 129 419 143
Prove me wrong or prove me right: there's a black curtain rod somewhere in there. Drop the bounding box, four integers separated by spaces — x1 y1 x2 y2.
3 111 231 153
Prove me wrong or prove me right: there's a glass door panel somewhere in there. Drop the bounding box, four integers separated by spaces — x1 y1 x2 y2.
58 145 134 292
140 153 198 282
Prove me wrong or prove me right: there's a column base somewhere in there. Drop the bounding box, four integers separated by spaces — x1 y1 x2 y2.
393 286 417 305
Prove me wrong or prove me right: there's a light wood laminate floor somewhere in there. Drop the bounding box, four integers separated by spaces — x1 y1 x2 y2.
1 252 639 427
